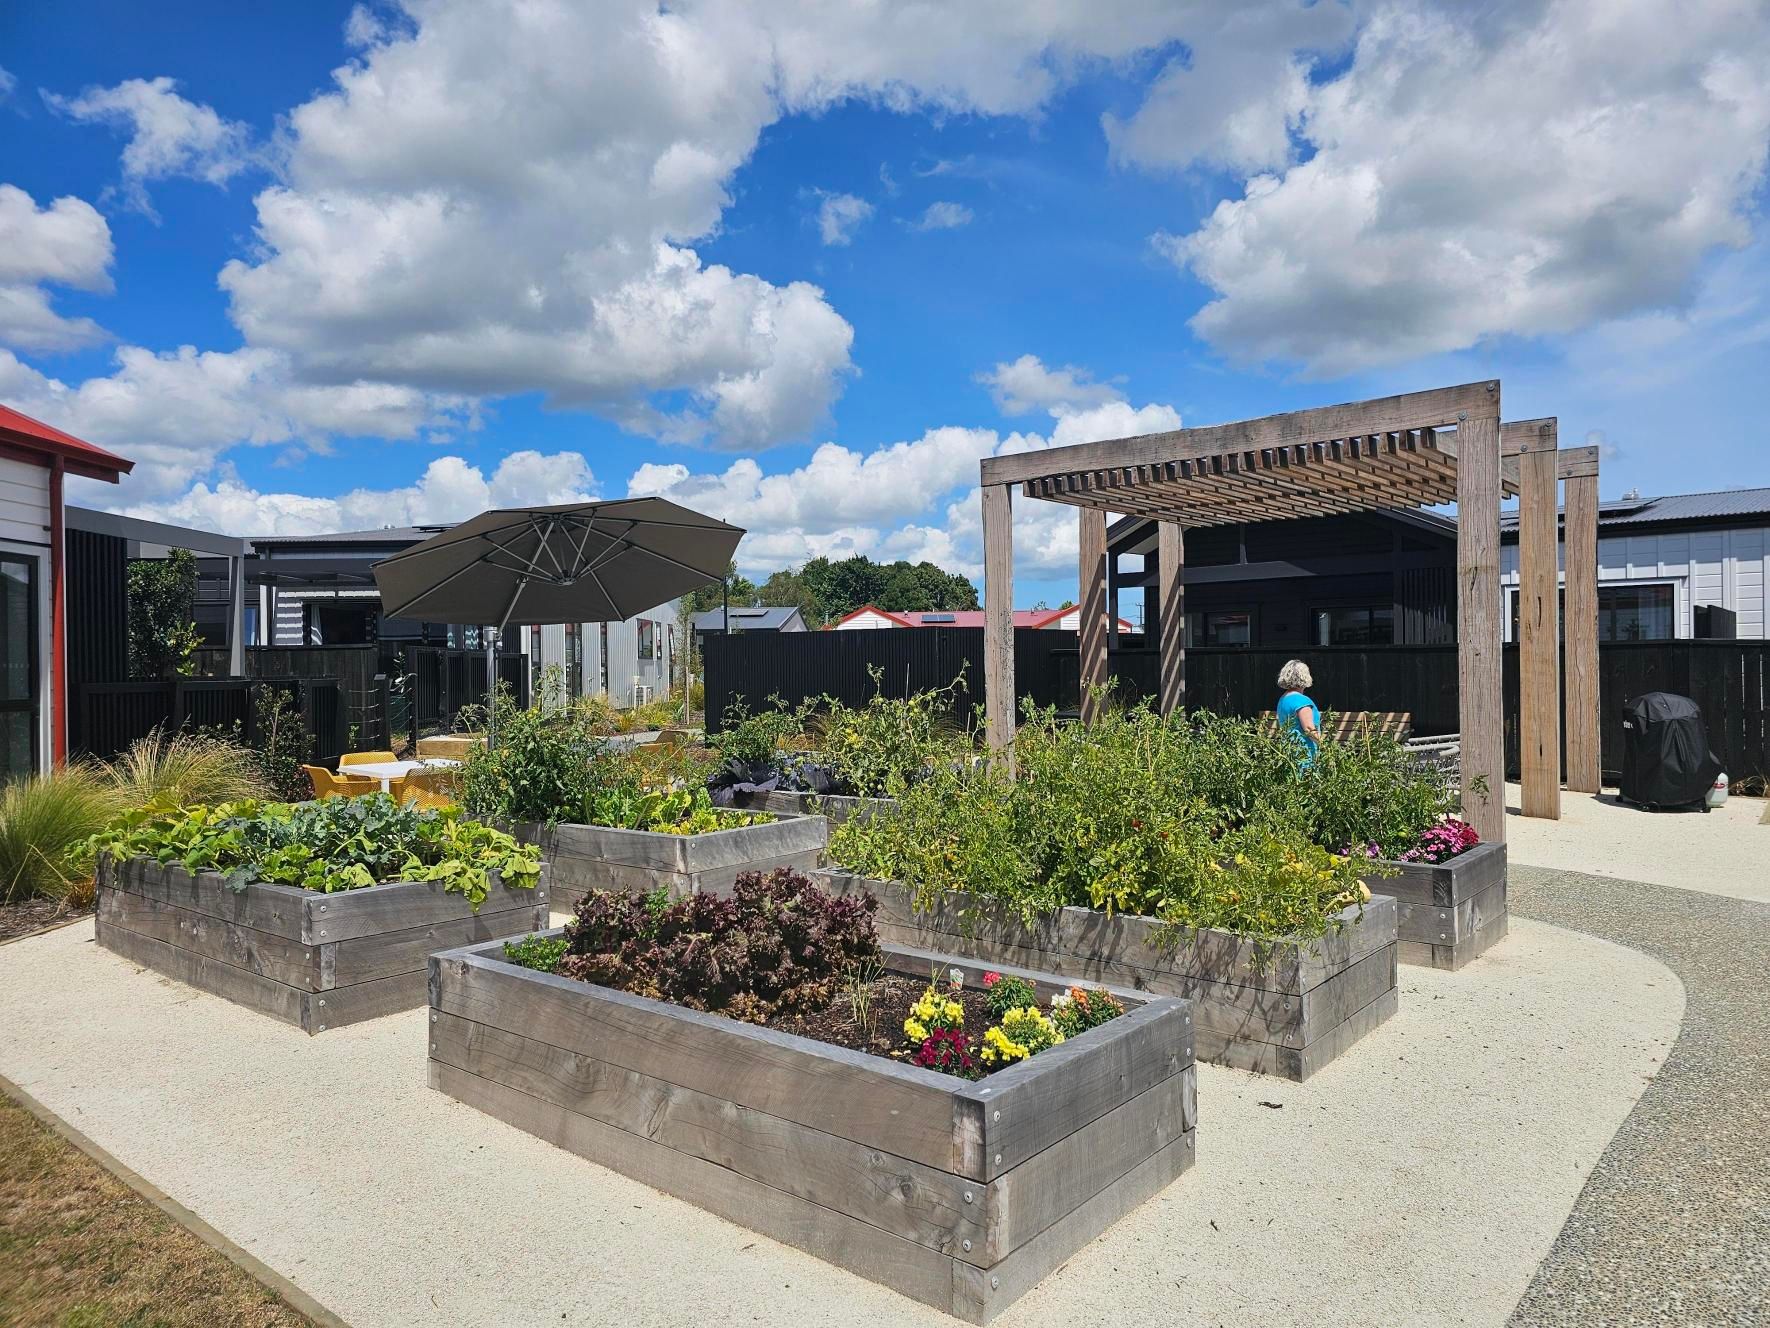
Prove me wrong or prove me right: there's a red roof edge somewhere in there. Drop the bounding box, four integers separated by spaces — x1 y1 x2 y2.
823 603 915 629
0 403 134 483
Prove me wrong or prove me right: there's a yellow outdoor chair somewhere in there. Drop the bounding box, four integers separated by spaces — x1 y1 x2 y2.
305 765 378 800
393 767 458 811
339 750 398 768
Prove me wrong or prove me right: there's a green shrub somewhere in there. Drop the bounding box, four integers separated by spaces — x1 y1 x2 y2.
89 794 540 907
981 972 1037 1018
0 769 117 905
814 669 970 798
250 686 313 801
711 696 812 766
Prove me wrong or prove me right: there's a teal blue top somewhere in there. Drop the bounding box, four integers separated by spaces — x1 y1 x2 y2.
1276 690 1319 767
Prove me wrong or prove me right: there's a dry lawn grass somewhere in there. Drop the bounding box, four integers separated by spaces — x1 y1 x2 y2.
0 1092 312 1328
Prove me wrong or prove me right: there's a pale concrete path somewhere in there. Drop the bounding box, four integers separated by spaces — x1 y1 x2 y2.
1505 783 1769 903
0 916 1679 1327
1508 866 1770 1328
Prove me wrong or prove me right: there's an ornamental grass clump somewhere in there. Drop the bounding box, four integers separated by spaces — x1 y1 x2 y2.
0 768 116 905
87 794 540 907
556 868 880 1023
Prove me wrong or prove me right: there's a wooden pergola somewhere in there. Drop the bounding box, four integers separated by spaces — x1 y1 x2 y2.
977 381 1600 843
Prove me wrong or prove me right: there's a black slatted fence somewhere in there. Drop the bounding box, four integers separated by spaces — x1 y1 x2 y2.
705 631 1770 784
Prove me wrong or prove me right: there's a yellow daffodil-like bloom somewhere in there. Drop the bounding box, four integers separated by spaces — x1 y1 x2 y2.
904 1018 929 1042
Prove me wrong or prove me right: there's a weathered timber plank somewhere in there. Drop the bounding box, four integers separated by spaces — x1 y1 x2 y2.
1191 942 1396 1051
1519 441 1561 820
1359 841 1507 906
980 381 1494 487
826 871 1394 996
987 1066 1195 1261
963 996 1191 1181
300 969 429 1033
546 849 827 912
431 1060 963 1318
109 857 307 939
324 905 548 987
1395 879 1507 948
97 885 318 989
95 918 306 1027
982 482 1015 767
520 816 826 875
728 789 897 825
1564 471 1602 793
1399 906 1510 972
1078 506 1109 721
1456 394 1506 843
301 869 543 944
951 1129 1196 1323
431 952 968 1176
429 1011 988 1262
1157 520 1184 714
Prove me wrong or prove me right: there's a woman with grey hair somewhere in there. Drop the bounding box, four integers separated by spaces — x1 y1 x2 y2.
1276 659 1321 767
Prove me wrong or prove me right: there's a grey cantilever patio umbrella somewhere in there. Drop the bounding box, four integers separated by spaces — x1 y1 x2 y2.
373 497 743 744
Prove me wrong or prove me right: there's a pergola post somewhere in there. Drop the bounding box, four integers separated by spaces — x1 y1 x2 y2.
1157 520 1185 715
1518 433 1561 820
1456 388 1506 844
1078 507 1108 721
1564 467 1602 793
982 482 1015 769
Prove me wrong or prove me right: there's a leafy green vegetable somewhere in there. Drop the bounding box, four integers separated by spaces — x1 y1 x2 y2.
88 794 540 908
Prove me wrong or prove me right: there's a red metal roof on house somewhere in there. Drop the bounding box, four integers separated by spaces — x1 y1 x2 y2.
0 403 133 481
826 604 1136 631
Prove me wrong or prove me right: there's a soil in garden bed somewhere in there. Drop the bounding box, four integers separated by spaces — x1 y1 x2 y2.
0 898 89 945
764 974 998 1060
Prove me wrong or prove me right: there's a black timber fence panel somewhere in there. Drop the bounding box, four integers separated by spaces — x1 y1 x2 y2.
703 630 1770 782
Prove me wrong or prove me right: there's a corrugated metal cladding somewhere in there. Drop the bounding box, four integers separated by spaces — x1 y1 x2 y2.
65 529 128 726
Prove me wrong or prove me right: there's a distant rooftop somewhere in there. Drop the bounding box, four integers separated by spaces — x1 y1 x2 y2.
1500 486 1770 533
251 526 451 546
692 605 806 632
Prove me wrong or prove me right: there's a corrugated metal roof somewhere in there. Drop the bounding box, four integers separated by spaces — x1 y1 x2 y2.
693 606 805 631
251 526 450 547
0 402 134 478
1501 487 1770 531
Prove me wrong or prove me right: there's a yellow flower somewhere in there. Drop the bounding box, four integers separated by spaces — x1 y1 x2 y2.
904 1018 928 1042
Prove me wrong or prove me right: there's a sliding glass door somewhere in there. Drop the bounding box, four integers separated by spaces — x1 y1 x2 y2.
1 553 39 780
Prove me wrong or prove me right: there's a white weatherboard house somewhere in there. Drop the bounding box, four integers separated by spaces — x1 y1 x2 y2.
529 611 676 709
1500 487 1770 641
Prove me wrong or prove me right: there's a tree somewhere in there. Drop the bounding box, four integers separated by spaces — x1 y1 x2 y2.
757 568 823 628
127 549 201 679
684 561 757 617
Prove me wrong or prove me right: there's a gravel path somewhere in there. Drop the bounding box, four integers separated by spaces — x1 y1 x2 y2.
1508 865 1770 1328
0 914 1679 1328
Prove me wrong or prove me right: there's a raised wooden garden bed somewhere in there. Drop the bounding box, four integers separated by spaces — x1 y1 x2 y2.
819 870 1396 1081
1360 841 1507 971
516 814 827 912
94 855 548 1034
724 788 897 824
428 935 1195 1323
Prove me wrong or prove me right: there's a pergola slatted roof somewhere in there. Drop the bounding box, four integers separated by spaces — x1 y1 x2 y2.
1018 427 1518 530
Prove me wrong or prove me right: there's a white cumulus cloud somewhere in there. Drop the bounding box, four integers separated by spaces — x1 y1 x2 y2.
0 184 113 351
978 354 1124 416
46 76 257 216
1151 0 1770 375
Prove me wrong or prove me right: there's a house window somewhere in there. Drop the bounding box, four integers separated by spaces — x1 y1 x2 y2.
1 554 39 780
1508 583 1677 642
638 618 655 661
1313 606 1394 647
1188 610 1252 648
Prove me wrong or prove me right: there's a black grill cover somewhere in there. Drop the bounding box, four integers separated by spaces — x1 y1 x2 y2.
1618 692 1723 809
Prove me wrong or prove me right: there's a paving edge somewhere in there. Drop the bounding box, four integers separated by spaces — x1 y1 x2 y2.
0 1070 352 1328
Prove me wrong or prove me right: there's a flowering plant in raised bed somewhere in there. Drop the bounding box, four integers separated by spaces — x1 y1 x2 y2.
979 1005 1064 1068
1394 816 1480 864
1049 987 1125 1039
903 982 965 1044
913 1028 980 1078
981 971 1038 1019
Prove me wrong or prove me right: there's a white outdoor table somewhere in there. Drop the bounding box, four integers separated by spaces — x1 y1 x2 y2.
339 758 461 793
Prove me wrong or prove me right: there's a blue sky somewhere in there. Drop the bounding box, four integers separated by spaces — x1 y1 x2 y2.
3 0 1768 607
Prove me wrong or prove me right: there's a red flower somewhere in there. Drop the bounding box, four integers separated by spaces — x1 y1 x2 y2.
982 972 1001 987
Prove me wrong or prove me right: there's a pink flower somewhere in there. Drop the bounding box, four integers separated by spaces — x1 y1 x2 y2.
982 972 1001 987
